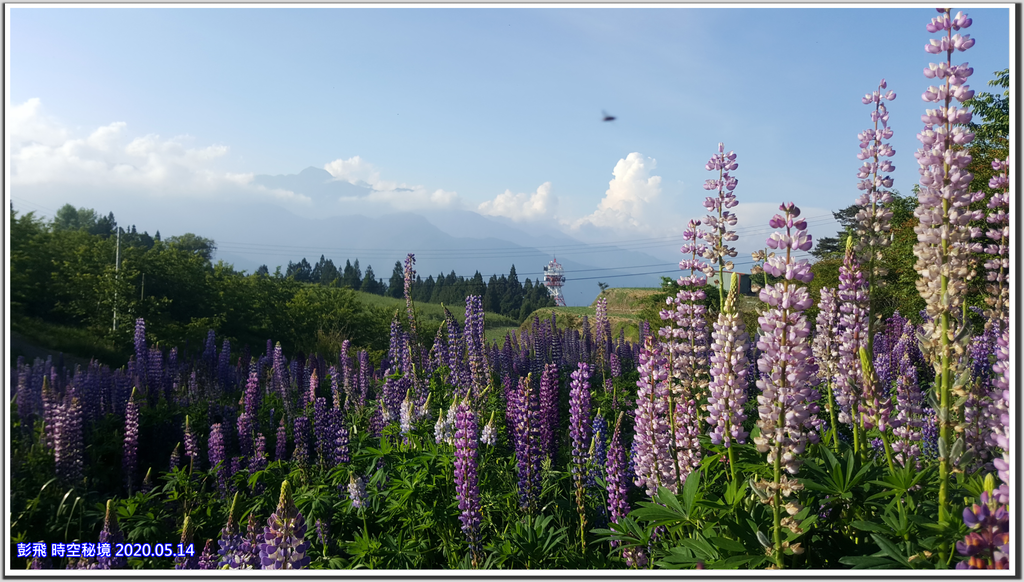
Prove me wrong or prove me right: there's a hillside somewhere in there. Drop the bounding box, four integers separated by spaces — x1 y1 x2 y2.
519 288 662 343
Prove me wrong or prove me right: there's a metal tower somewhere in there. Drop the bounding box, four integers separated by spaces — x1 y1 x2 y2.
542 257 567 307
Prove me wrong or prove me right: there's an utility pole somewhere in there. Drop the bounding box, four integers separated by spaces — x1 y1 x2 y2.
113 227 121 331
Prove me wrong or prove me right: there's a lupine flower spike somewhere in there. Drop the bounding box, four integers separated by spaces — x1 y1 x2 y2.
259 480 311 569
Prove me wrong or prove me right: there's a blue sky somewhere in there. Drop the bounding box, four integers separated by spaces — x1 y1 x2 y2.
8 4 1014 269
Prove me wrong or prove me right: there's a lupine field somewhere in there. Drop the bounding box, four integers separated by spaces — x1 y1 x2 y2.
8 8 1011 571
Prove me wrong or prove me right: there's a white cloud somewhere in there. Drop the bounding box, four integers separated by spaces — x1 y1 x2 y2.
9 98 311 204
325 155 463 211
572 152 663 231
477 182 557 221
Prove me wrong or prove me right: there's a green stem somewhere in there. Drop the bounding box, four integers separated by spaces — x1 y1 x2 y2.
826 380 839 451
773 453 783 569
880 430 896 474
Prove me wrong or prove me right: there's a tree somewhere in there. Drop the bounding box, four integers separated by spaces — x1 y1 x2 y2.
286 258 313 283
52 204 99 232
389 261 405 298
255 265 270 277
165 233 216 262
360 265 381 295
965 69 1009 196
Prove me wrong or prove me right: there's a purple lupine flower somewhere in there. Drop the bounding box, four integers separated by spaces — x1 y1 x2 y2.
292 417 311 468
244 366 260 418
272 343 287 406
812 287 841 439
702 143 740 300
569 362 593 490
29 554 52 570
962 329 996 470
197 539 218 569
594 297 612 370
250 433 268 480
275 418 288 462
55 391 83 485
183 415 200 471
170 442 182 472
15 363 32 437
989 327 1009 488
122 388 139 492
219 494 246 569
706 276 749 448
508 374 543 513
208 422 227 493
834 237 869 432
605 412 629 525
660 218 711 401
348 475 366 509
956 490 1009 569
453 398 483 566
610 353 621 379
133 318 147 389
914 8 982 357
332 412 350 464
465 295 488 399
588 413 608 489
218 339 232 388
175 516 199 570
259 481 311 569
403 253 418 341
357 350 370 408
753 203 821 475
891 350 924 467
313 397 329 464
854 79 897 280
538 363 560 460
633 337 676 496
982 158 1009 332
239 513 262 568
97 500 127 569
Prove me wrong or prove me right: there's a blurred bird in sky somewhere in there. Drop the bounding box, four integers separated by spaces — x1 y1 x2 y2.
602 110 616 122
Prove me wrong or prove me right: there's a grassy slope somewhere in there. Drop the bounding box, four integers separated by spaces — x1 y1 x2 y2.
519 288 663 343
353 291 520 344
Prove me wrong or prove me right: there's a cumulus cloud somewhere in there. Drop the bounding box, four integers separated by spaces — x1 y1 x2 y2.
477 182 557 221
572 152 664 231
9 98 310 204
324 156 462 211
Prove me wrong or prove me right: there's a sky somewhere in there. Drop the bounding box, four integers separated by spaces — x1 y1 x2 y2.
6 3 1015 283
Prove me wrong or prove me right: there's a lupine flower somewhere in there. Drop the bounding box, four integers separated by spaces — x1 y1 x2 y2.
175 516 199 570
275 418 288 462
569 362 593 485
594 297 611 370
465 295 489 400
259 481 311 569
250 433 268 477
208 422 227 493
835 237 869 431
754 203 821 475
610 353 621 378
184 415 200 470
348 475 367 509
314 519 330 548
170 442 182 472
453 398 483 566
660 218 711 401
133 319 147 390
218 494 246 569
706 276 749 448
538 363 560 460
97 500 127 569
956 490 1009 569
982 158 1009 332
812 287 842 440
55 391 83 485
891 350 925 467
237 514 262 569
292 417 311 468
508 375 543 513
480 411 497 446
855 79 897 282
403 253 418 341
197 540 218 569
605 412 630 525
400 391 415 436
989 326 1010 499
633 337 676 496
434 401 457 445
122 388 139 492
588 413 609 489
702 143 740 298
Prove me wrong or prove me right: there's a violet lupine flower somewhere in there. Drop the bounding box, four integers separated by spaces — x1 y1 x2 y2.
961 329 996 470
891 350 925 468
97 500 127 569
133 318 147 389
219 494 246 569
610 353 621 379
956 490 1009 570
812 287 842 436
633 337 676 496
238 514 263 568
754 203 821 475
594 297 611 370
453 398 483 566
259 481 312 569
706 276 750 448
183 415 200 471
983 158 1009 332
55 391 83 485
569 362 593 490
660 218 711 401
292 416 311 468
588 413 609 489
208 422 227 493
170 442 182 472
508 374 543 513
914 8 982 359
275 418 288 462
989 327 1010 496
122 388 139 492
197 540 218 569
250 433 268 476
465 295 488 400
605 412 630 525
329 410 350 464
348 475 367 509
854 79 897 277
702 143 740 296
835 237 869 430
538 363 560 460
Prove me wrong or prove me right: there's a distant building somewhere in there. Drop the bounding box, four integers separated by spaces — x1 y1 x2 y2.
711 272 755 296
